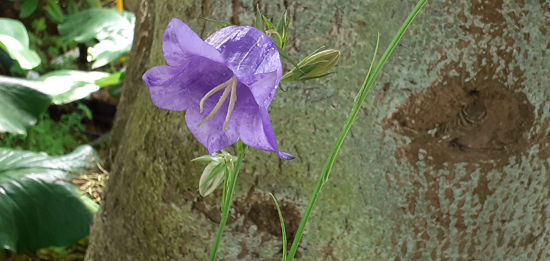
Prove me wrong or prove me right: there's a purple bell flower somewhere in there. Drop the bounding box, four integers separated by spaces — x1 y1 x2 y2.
143 18 293 160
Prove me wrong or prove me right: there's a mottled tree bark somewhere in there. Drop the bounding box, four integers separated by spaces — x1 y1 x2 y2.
86 1 550 260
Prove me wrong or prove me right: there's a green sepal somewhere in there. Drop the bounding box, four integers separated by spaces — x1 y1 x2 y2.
198 159 226 197
255 6 264 30
262 15 275 30
276 10 289 49
191 155 216 163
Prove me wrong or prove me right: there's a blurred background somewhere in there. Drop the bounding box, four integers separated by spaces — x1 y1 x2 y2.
0 0 132 260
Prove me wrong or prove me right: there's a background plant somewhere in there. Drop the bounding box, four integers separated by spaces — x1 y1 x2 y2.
0 104 91 155
0 0 130 259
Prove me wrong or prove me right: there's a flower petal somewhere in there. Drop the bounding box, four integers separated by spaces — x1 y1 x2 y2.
143 57 233 111
229 84 294 160
241 71 279 108
143 65 189 111
185 81 292 159
163 18 225 66
185 99 239 156
239 108 294 160
205 26 282 107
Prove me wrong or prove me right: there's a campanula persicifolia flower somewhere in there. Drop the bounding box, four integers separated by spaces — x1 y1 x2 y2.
143 18 293 160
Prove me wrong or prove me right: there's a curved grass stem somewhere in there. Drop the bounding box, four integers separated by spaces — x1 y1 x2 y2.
286 1 427 260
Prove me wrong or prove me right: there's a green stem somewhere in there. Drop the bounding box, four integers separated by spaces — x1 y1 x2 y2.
286 1 427 260
210 140 247 261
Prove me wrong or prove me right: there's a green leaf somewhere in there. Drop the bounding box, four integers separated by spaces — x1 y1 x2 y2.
58 8 135 69
95 71 124 87
107 84 122 98
0 18 41 69
38 70 110 104
31 17 47 32
0 75 51 135
0 145 99 253
46 0 65 24
0 70 107 134
20 0 38 18
77 104 92 120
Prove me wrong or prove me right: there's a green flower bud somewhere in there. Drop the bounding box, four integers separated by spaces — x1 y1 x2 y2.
281 49 340 82
198 158 225 197
194 151 235 197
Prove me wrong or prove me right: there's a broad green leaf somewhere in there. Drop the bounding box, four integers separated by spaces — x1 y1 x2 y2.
0 18 41 69
0 70 109 134
59 8 135 69
38 70 109 104
0 145 99 253
0 76 51 135
20 0 38 18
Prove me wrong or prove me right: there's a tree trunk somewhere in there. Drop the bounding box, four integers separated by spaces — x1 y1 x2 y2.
86 0 550 260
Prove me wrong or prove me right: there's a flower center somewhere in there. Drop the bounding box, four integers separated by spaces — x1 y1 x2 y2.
197 76 238 131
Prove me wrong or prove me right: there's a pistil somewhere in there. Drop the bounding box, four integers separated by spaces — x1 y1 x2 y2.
197 77 238 131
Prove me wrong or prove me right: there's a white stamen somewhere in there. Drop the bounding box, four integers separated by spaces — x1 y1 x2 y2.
197 77 238 131
224 78 238 131
197 85 231 128
199 79 232 113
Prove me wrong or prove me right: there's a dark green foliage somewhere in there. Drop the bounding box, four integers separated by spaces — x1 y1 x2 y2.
0 105 91 155
0 76 51 134
0 18 41 70
45 0 65 24
19 0 38 18
0 145 98 253
1 0 124 258
58 8 135 69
